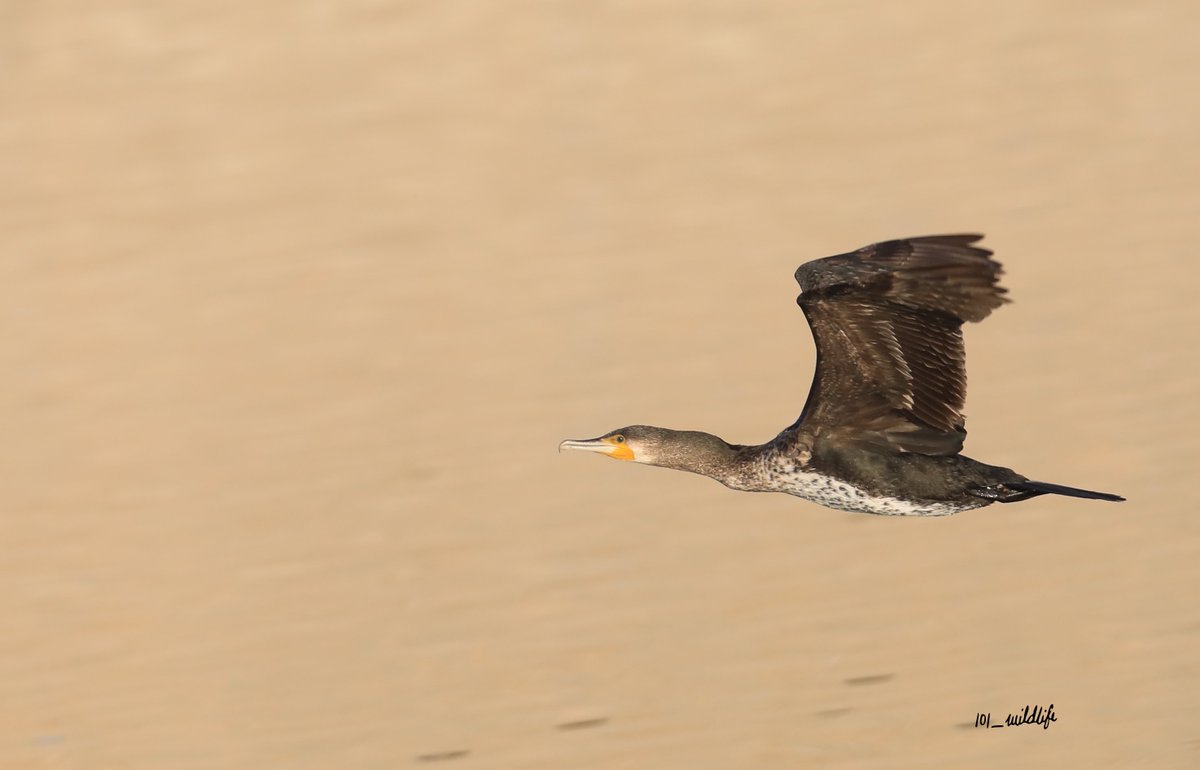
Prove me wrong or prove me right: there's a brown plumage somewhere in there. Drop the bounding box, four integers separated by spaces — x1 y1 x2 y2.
560 234 1124 515
788 234 1006 455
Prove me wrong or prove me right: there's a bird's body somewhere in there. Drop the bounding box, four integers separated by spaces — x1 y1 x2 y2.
560 235 1124 515
732 443 1007 516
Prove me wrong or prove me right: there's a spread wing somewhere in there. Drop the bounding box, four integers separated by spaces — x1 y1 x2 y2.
790 234 1008 455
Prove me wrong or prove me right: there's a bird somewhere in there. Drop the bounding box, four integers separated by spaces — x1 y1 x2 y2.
559 234 1124 516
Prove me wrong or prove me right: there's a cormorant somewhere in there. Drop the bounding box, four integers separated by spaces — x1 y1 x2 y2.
559 234 1124 515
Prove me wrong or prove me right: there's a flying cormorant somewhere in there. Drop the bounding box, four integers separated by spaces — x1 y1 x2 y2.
559 234 1124 515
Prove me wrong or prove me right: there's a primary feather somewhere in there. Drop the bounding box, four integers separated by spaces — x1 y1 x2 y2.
790 234 1007 455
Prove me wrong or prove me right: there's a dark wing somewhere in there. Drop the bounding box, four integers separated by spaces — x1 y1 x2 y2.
790 234 1007 455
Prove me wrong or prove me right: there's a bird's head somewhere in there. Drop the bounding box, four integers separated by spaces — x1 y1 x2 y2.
558 425 737 475
557 425 662 464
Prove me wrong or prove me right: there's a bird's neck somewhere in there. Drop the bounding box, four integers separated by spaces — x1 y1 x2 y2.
649 430 746 485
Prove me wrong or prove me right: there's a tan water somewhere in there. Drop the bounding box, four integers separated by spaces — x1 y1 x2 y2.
3 2 1198 767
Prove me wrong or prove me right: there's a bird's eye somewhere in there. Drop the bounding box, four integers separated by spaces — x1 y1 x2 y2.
614 435 625 443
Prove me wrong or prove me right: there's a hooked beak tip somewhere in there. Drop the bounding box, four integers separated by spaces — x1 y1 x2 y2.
558 438 607 454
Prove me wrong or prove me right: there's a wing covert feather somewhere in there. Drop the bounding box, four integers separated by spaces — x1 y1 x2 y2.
790 234 1007 455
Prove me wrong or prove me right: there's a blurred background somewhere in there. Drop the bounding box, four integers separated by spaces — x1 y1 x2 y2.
2 1 1198 767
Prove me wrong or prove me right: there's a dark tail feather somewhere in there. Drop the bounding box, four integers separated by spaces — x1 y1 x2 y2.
999 480 1125 503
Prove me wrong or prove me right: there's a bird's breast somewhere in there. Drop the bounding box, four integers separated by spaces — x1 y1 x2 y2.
748 457 979 516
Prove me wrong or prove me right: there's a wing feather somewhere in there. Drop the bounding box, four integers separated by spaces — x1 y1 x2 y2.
790 234 1007 455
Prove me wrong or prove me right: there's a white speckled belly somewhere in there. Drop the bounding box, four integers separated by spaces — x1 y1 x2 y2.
744 465 979 517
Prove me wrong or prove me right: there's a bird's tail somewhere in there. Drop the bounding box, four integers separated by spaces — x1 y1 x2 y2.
996 480 1125 503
